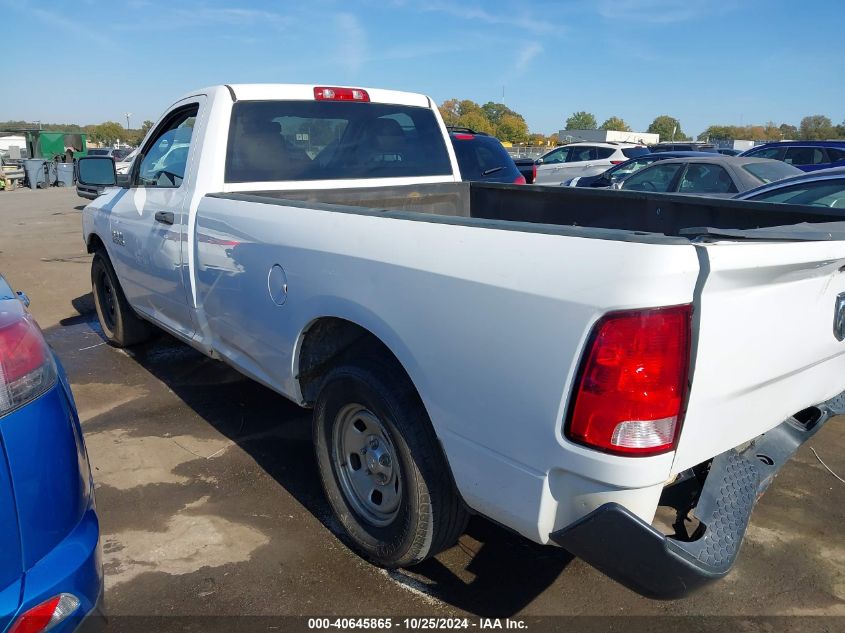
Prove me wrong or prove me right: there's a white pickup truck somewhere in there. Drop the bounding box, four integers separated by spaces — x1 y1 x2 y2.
77 84 845 598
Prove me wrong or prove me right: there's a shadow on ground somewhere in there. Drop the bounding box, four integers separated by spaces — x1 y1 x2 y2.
59 293 574 617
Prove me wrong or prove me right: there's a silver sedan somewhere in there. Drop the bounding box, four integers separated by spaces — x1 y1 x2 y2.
617 155 802 197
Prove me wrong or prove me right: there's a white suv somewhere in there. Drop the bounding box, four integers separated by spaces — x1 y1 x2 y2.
533 142 649 185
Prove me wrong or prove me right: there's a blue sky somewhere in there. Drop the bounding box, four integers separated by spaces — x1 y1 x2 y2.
2 0 843 136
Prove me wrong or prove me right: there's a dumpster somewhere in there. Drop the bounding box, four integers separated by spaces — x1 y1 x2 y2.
56 162 75 187
22 159 47 190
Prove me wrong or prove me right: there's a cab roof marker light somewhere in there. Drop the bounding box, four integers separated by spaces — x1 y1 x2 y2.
314 87 370 102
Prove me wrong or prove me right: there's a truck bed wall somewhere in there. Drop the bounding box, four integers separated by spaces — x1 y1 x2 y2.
234 182 844 239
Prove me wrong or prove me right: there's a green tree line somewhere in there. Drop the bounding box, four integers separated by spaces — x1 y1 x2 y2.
0 119 155 146
699 116 845 142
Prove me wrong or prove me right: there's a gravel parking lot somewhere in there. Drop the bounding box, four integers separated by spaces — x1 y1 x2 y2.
1 187 843 627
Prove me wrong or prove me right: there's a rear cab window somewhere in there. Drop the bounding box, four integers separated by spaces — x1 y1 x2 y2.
225 101 452 182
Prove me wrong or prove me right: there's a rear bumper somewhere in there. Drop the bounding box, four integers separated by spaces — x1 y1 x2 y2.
550 389 844 599
11 505 102 633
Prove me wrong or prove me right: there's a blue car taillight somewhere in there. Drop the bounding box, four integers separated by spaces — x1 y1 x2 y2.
0 309 57 417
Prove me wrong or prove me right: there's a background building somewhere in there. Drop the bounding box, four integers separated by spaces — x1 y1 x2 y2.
558 129 660 145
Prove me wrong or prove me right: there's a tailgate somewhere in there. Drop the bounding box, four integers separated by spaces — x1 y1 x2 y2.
673 239 845 473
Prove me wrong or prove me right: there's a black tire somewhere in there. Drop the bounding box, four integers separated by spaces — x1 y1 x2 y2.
313 356 468 567
91 249 152 347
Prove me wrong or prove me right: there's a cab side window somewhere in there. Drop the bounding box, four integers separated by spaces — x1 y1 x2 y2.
135 104 199 188
541 148 569 164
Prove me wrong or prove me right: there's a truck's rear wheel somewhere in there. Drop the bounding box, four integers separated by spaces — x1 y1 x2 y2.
313 358 468 567
91 249 152 347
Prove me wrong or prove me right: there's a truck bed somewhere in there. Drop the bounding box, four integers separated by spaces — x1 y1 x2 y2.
211 182 845 243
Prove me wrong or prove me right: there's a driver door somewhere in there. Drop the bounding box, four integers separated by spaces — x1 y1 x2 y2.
106 98 203 339
533 147 570 184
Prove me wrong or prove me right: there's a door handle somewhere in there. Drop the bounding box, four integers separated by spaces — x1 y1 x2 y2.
154 211 174 225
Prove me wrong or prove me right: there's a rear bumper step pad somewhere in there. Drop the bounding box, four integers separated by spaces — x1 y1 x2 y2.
550 388 842 599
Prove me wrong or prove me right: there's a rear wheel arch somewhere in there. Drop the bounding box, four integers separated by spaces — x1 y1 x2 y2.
295 317 422 407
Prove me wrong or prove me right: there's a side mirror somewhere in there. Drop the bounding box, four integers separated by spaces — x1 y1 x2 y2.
536 158 544 165
77 156 118 187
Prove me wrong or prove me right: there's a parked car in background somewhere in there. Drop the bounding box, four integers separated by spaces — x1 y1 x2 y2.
512 156 537 184
716 148 742 156
0 275 103 632
736 166 845 208
618 156 802 196
740 141 845 172
649 142 718 153
565 151 716 188
115 148 138 175
448 128 524 184
86 147 133 161
533 142 649 185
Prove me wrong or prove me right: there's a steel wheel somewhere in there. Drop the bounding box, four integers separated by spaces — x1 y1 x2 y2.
332 403 402 527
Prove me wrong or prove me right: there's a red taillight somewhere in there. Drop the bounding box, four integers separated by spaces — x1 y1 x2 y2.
610 160 624 165
452 133 474 140
566 305 692 456
313 87 370 102
513 174 526 184
9 594 79 633
532 163 537 183
0 309 57 416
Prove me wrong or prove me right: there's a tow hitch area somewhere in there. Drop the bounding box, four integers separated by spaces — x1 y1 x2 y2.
550 389 845 599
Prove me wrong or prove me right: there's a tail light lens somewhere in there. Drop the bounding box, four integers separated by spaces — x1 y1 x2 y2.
513 174 527 184
9 594 80 633
566 305 692 456
313 87 370 102
0 307 57 417
610 160 624 165
532 163 537 183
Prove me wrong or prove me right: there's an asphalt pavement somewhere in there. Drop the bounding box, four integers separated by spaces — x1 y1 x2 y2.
1 187 843 628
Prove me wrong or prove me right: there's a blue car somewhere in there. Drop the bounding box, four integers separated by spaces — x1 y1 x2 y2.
741 140 845 172
0 277 102 633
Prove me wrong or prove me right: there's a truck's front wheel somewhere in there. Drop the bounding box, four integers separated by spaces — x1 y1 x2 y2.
91 249 152 347
313 358 467 567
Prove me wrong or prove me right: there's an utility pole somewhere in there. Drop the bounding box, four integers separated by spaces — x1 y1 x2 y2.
124 112 132 130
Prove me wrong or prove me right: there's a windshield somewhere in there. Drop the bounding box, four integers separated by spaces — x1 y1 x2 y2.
225 100 452 183
608 156 658 180
742 161 803 184
747 179 845 208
